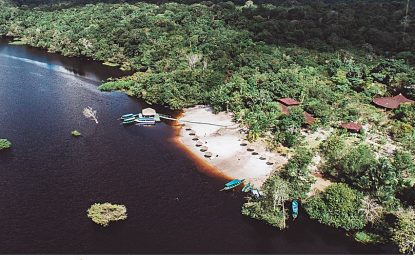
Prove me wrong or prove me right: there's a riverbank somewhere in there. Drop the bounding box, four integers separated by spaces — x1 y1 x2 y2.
175 105 288 188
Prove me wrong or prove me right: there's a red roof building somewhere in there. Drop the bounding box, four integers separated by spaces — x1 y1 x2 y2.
304 112 316 125
278 101 316 125
278 98 300 106
340 122 362 133
372 94 415 109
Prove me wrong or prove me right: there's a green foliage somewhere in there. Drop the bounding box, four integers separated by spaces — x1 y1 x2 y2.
391 209 415 254
393 150 415 179
87 203 127 227
71 130 81 137
395 104 415 127
241 200 285 229
2 0 415 147
274 106 305 147
0 139 12 150
278 147 314 199
242 176 289 229
353 231 385 244
305 183 366 231
319 132 346 177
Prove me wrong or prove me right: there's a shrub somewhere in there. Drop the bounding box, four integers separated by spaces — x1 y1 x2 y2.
241 200 285 229
394 103 415 127
0 139 12 150
391 209 415 254
279 147 315 199
304 183 366 230
87 203 127 227
353 231 385 244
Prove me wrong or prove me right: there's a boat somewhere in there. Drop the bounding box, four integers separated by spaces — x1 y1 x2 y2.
292 199 299 220
251 188 261 198
242 182 253 193
122 118 136 125
120 113 138 120
134 118 156 125
221 179 245 191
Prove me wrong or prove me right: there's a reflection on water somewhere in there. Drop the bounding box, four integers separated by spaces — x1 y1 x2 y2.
0 38 397 254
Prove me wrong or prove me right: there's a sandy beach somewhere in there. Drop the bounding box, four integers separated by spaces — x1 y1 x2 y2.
175 105 288 188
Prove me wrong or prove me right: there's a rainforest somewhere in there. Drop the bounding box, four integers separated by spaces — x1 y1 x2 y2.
1 0 414 255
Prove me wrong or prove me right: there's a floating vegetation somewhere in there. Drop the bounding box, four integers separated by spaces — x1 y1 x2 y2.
0 139 12 150
102 61 119 67
71 130 81 137
353 231 385 244
87 203 127 227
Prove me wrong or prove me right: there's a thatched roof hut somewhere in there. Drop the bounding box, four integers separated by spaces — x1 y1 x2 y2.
278 98 300 106
200 146 208 152
372 94 414 109
142 108 156 117
340 122 362 133
196 141 203 146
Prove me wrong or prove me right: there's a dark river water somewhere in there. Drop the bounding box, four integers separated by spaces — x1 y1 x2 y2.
0 38 397 254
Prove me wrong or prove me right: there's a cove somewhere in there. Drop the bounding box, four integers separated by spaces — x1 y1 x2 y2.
0 38 396 254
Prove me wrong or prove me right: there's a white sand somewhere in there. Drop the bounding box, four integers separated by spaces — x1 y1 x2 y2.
175 105 287 188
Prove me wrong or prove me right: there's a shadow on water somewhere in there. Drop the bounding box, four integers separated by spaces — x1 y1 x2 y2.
0 38 398 254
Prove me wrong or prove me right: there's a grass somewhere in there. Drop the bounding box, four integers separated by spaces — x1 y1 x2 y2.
71 130 81 137
0 139 12 150
87 203 127 227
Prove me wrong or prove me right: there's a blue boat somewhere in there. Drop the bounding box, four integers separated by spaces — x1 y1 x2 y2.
251 188 261 198
120 113 138 120
292 199 299 219
242 182 253 193
221 179 245 191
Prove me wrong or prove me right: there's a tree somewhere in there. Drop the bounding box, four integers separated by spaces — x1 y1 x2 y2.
242 176 289 229
83 106 98 124
265 176 289 228
391 209 415 254
305 183 366 231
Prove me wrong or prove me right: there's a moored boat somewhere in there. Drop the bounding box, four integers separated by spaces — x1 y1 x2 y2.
120 113 138 120
292 199 299 220
242 182 253 193
122 117 136 125
221 179 245 191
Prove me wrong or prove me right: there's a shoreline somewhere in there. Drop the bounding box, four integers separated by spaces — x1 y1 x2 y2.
174 105 288 188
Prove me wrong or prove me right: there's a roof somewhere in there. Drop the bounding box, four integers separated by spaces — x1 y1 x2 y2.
340 122 362 132
304 112 316 125
279 104 315 125
278 98 300 106
142 108 156 116
372 94 414 109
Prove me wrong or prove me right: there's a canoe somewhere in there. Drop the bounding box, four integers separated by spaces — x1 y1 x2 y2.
122 119 136 125
221 179 245 191
121 113 138 120
292 199 299 219
135 119 155 125
251 188 261 198
242 182 253 192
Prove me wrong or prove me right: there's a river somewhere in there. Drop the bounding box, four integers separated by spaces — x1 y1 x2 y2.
0 38 396 254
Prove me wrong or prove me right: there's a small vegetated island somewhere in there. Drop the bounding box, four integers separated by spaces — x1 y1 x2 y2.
87 203 127 227
1 0 415 254
0 139 12 150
